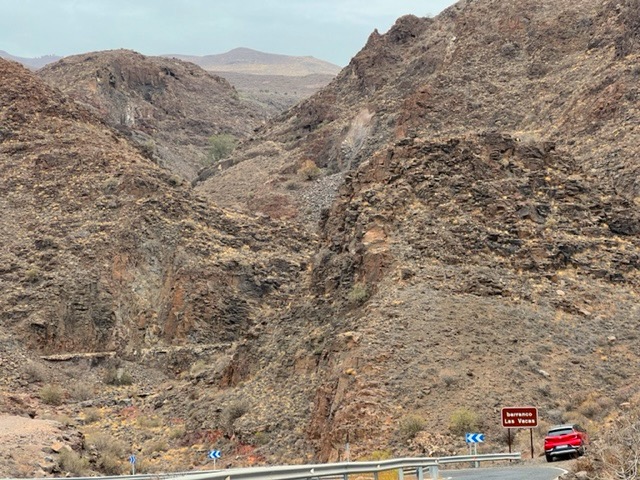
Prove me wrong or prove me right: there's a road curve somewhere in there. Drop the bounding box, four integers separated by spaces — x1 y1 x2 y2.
441 466 567 480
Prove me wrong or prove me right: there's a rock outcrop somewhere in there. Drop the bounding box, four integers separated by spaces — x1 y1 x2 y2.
0 57 312 355
38 50 268 181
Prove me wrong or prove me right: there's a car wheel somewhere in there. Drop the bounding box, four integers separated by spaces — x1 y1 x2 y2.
546 454 553 462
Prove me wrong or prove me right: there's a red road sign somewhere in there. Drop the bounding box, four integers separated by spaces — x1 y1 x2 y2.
501 407 538 428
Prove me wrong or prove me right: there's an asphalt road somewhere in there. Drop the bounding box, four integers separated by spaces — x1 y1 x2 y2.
440 466 568 480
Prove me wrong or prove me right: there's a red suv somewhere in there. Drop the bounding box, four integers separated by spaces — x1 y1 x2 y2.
544 424 588 462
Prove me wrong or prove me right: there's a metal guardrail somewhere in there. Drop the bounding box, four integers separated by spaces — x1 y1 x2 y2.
6 453 521 480
173 453 522 480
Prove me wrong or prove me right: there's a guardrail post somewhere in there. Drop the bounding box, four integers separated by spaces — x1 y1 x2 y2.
430 465 438 480
343 474 349 480
416 466 424 480
374 472 379 480
398 468 404 480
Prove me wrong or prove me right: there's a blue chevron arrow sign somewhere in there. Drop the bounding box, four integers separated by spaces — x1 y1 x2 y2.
208 449 221 460
465 433 485 443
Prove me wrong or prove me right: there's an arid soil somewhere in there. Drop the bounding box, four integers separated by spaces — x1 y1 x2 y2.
0 0 639 477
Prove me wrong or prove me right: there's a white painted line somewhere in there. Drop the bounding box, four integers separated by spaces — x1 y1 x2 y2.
553 466 569 479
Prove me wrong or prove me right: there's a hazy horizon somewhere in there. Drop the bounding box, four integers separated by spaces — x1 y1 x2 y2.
0 0 458 66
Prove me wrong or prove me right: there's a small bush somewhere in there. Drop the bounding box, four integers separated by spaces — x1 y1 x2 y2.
221 401 249 435
578 399 602 419
347 283 369 304
83 408 101 424
137 415 162 429
208 134 237 163
284 180 301 190
254 431 270 446
298 159 322 181
449 408 480 437
24 267 41 283
103 367 133 386
399 415 426 440
440 370 459 388
98 453 124 475
40 384 65 405
169 425 186 440
143 438 168 454
189 359 208 378
140 140 156 158
23 361 48 382
102 177 119 193
58 449 89 476
86 432 127 465
70 382 94 401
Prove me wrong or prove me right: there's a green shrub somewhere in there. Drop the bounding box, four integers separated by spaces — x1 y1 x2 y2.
449 408 480 437
254 431 270 446
40 384 65 405
347 283 369 304
208 134 237 163
399 415 426 440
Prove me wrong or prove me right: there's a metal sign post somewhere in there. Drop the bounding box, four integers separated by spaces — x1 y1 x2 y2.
129 454 136 475
465 433 484 468
501 407 538 459
208 449 222 468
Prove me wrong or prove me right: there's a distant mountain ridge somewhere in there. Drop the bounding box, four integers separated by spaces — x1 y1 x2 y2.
0 47 340 76
0 50 61 69
164 47 342 76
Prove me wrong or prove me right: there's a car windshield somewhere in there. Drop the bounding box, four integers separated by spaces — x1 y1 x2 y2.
548 428 574 436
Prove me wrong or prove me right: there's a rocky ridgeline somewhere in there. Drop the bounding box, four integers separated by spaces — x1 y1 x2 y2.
1 0 640 474
38 50 269 181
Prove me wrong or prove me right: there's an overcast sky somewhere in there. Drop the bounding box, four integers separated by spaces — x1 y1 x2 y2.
0 0 457 66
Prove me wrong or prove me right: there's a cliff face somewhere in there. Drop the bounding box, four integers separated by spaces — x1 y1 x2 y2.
189 0 640 462
0 58 312 356
38 50 268 181
1 0 640 473
303 132 639 457
197 0 640 223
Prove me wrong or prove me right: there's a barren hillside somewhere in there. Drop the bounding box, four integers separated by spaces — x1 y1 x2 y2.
0 0 639 477
197 0 639 224
38 50 268 181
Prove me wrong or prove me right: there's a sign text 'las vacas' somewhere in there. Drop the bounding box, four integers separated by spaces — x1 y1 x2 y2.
501 407 538 428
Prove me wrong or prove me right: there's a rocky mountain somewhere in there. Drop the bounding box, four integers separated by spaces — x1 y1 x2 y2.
197 0 640 224
167 48 341 76
191 0 640 461
166 49 340 114
37 50 268 181
1 0 640 477
0 50 61 70
0 57 315 470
